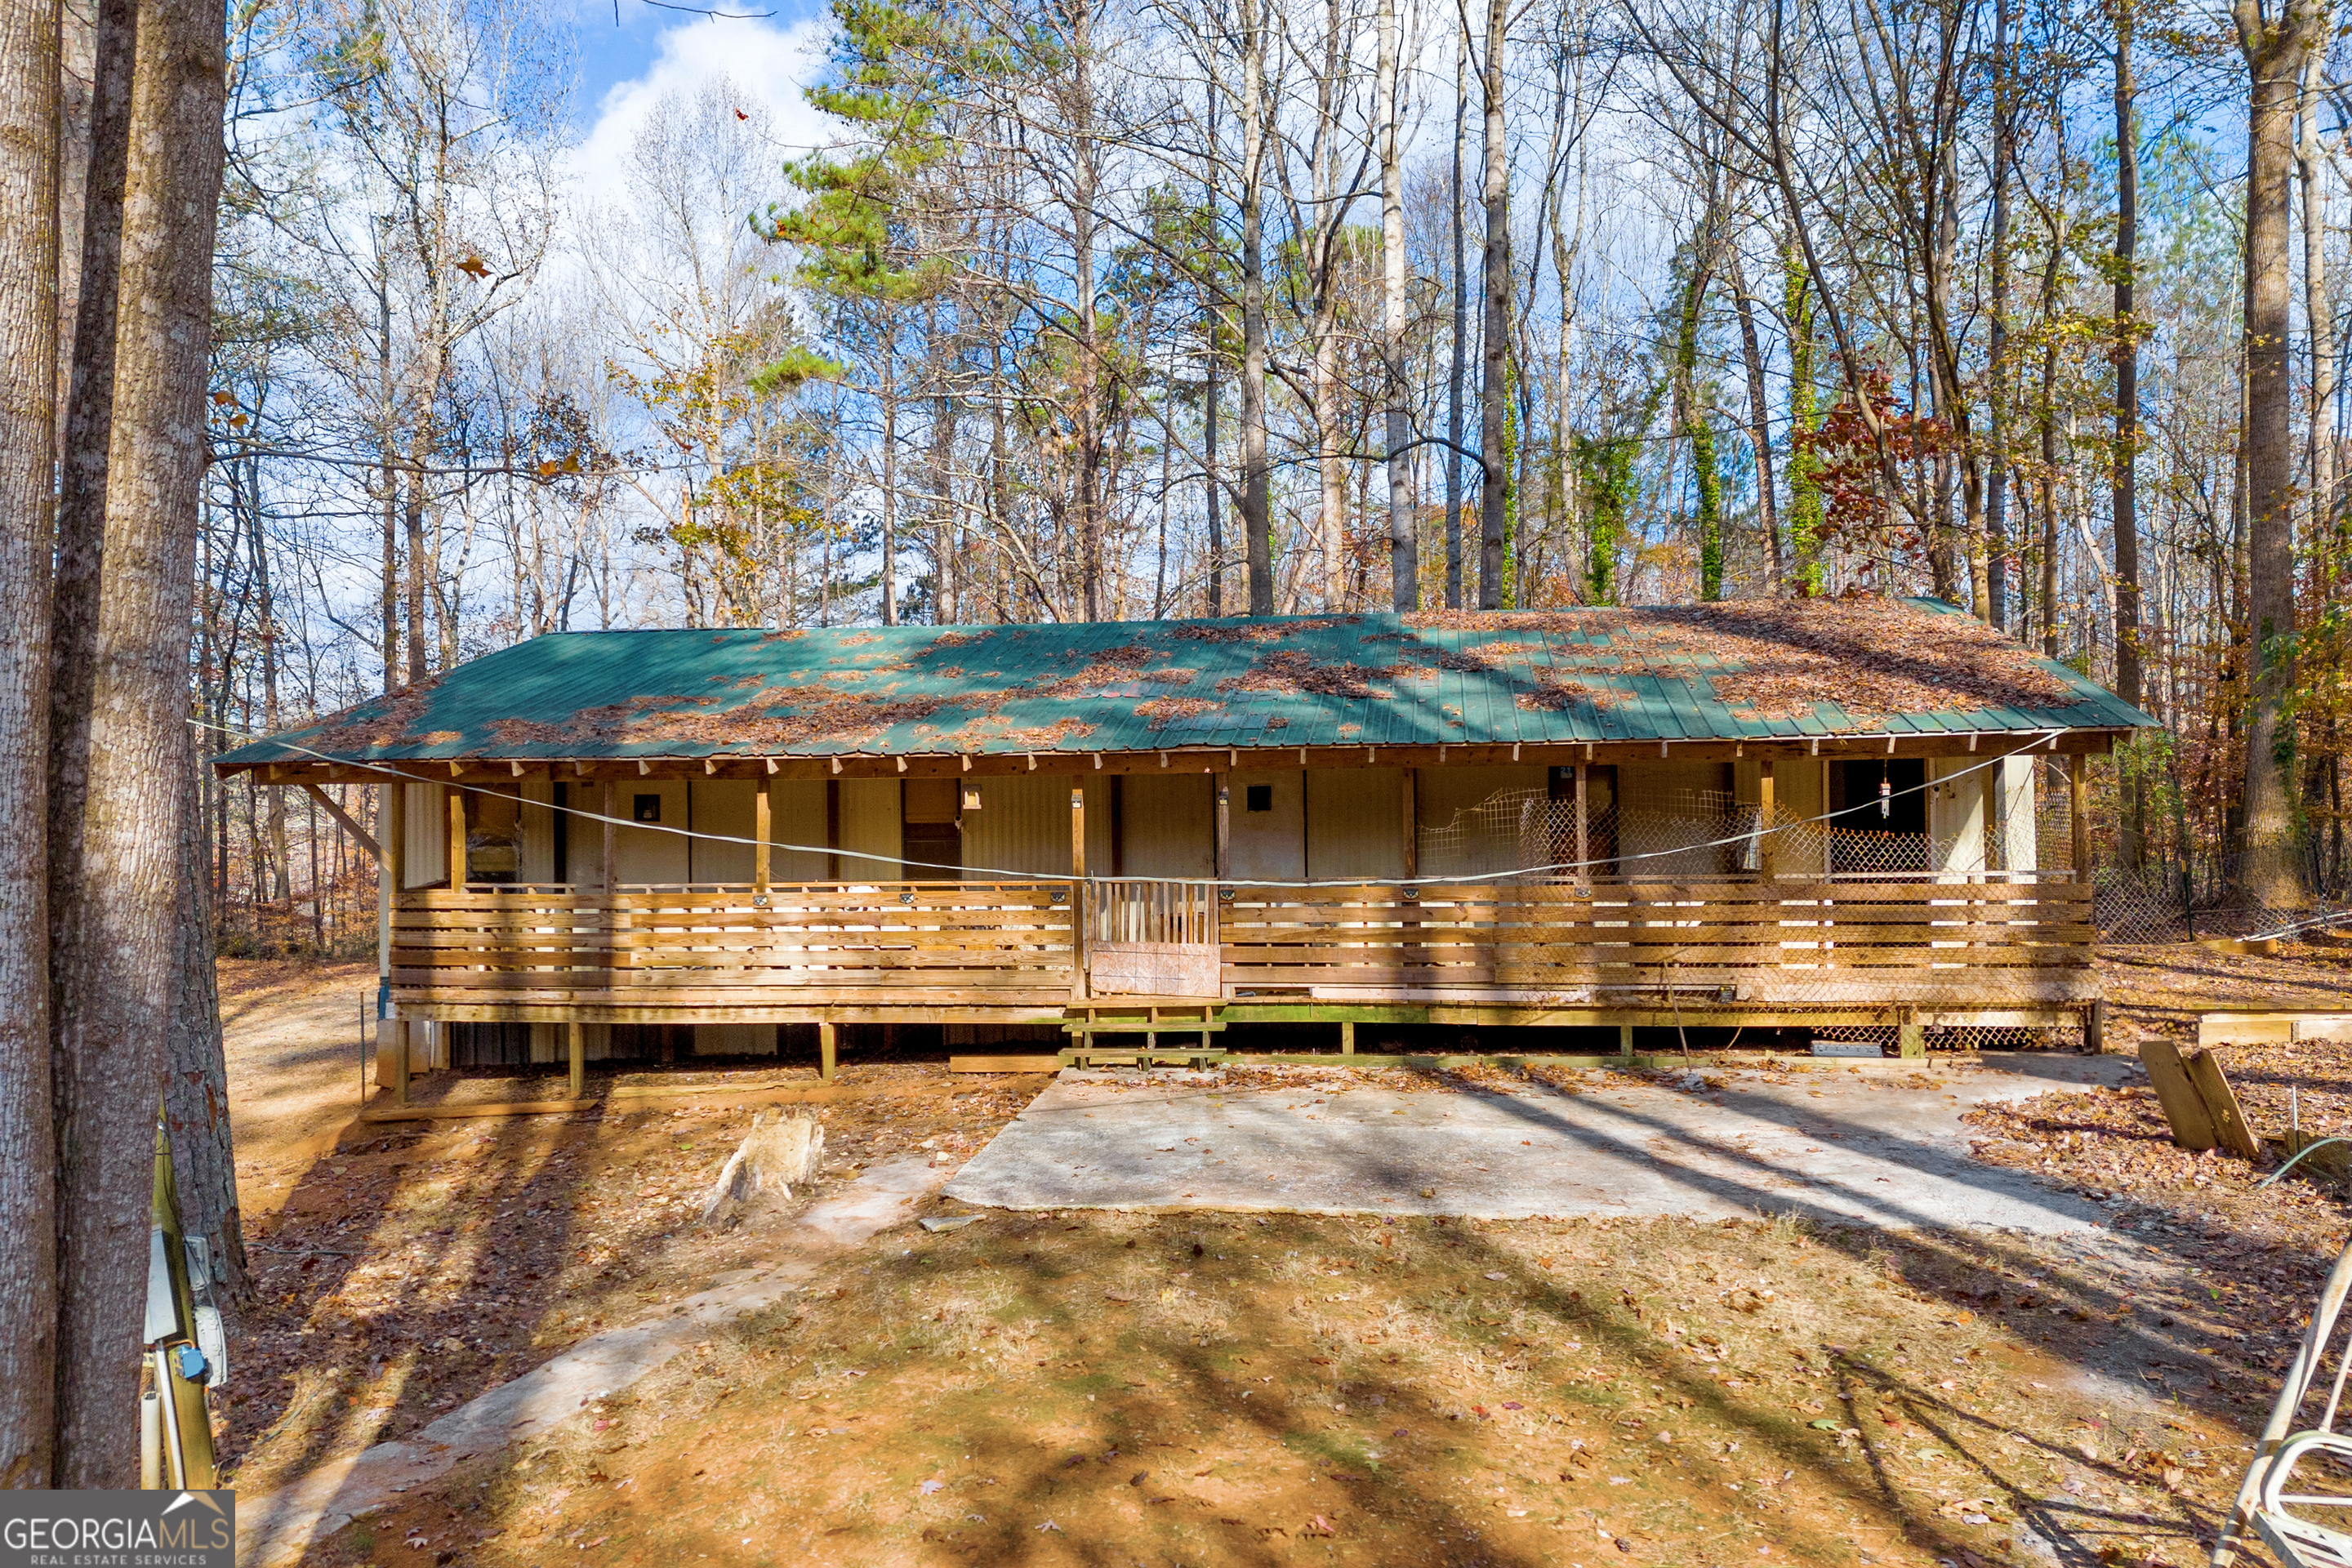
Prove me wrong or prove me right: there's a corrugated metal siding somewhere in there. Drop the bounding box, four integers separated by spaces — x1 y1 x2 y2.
404 784 444 887
688 780 755 883
960 773 1069 878
1120 773 1213 876
768 781 831 880
1306 768 1405 880
837 778 902 880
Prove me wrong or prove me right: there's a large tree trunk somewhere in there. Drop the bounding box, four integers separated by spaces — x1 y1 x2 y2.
1727 247 1781 591
1985 0 2012 629
2302 53 2336 560
47 0 226 1483
1239 0 1272 615
1378 0 1414 610
166 760 244 1316
0 0 65 1492
1476 0 1509 609
2234 0 2321 908
1446 38 1468 609
2113 0 2145 871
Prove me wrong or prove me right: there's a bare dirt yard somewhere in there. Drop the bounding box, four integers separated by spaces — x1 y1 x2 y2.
214 946 2352 1567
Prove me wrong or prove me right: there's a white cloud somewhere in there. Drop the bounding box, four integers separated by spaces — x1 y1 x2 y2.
567 14 837 213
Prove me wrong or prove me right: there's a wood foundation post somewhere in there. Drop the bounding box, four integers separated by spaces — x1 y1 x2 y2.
2068 753 2091 878
447 786 467 889
568 1020 585 1098
818 1020 838 1083
1897 1020 1927 1059
394 1018 412 1105
1618 1022 1633 1059
1757 760 1776 881
754 777 772 890
1340 1020 1355 1056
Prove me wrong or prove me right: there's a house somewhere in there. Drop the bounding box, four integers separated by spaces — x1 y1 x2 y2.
214 599 2152 1092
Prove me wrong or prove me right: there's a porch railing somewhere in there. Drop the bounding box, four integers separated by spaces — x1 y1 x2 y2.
391 874 2096 1017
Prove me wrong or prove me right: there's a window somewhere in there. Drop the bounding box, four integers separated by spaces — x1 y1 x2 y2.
633 793 662 822
1245 784 1273 813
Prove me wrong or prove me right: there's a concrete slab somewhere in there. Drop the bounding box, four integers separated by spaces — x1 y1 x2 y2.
236 1156 947 1568
943 1054 2131 1233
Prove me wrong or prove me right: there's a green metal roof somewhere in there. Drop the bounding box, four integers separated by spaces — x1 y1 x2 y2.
214 599 2154 768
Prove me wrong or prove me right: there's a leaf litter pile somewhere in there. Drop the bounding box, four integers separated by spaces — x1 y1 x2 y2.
325 1196 2259 1566
1965 1037 2352 1392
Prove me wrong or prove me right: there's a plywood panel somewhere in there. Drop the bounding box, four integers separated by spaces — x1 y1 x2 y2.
1120 773 1213 877
1307 767 1406 880
1928 757 1988 878
1996 757 2037 873
836 777 902 881
1229 768 1304 880
1779 760 1829 876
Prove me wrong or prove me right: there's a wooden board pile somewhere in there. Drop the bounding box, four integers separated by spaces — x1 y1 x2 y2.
2140 1040 2351 1181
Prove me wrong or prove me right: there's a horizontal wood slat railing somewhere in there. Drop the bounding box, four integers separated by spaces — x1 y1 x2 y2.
1218 879 2096 1005
392 884 1079 1010
390 876 2097 1017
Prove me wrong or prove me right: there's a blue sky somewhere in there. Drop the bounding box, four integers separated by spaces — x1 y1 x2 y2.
564 0 841 203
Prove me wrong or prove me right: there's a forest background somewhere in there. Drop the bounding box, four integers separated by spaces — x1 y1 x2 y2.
203 0 2350 947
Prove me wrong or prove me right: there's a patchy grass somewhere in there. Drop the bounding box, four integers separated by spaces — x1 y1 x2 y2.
318 1205 2251 1567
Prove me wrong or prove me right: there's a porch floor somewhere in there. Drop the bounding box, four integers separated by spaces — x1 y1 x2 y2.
943 1053 2134 1230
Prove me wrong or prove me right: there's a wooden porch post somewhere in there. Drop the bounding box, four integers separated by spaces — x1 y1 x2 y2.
1214 774 1231 880
1757 760 1776 881
447 786 467 889
2068 753 2090 877
754 776 772 890
817 1019 838 1083
825 779 841 880
568 1020 585 1098
601 780 620 891
1574 764 1588 883
1070 787 1089 1000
